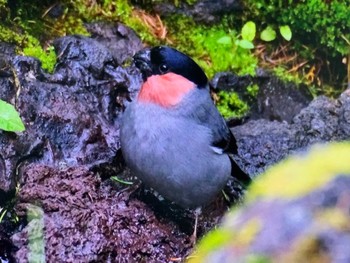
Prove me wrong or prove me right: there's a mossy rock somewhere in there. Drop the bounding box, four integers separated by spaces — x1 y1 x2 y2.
190 142 350 263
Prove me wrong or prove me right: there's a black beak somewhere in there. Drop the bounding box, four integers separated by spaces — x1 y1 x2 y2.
133 48 152 79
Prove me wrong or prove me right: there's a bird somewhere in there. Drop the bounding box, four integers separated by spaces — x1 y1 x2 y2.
120 46 251 236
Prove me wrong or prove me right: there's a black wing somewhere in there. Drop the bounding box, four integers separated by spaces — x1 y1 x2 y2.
194 97 252 186
210 118 251 186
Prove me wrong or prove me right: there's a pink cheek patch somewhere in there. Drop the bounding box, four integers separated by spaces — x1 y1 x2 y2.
138 72 195 107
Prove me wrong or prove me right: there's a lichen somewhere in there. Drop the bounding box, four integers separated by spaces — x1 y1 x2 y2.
231 218 262 247
191 142 350 263
315 208 350 231
189 218 262 263
249 142 350 201
282 235 331 263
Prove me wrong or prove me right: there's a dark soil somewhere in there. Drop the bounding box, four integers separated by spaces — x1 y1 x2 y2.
12 164 196 262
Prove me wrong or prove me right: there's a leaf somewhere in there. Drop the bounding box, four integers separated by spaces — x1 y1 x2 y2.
241 21 256 41
279 25 292 41
110 176 133 185
0 99 25 132
236 39 254 49
260 26 276 42
217 36 232 45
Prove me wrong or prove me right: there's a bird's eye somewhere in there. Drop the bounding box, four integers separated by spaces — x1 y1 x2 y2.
159 64 169 73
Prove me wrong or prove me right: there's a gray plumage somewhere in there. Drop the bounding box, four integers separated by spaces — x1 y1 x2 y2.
120 46 250 209
120 87 231 208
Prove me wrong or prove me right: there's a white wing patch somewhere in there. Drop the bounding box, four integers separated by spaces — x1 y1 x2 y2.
210 146 224 154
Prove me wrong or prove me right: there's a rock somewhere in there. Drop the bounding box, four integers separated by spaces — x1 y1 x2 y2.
190 142 350 263
85 21 144 65
232 89 350 177
0 224 15 263
135 0 243 24
252 74 313 123
211 72 253 104
293 94 344 146
232 119 297 176
212 71 313 123
0 35 141 197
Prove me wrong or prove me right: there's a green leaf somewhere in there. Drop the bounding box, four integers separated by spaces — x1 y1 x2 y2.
217 36 232 45
236 39 255 49
110 176 133 185
241 21 256 41
279 25 292 41
260 26 276 42
0 99 25 132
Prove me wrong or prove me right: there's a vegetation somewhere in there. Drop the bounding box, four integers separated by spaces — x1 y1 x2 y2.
245 0 350 56
27 205 45 263
244 0 350 92
164 15 258 78
0 100 25 132
216 91 249 119
0 0 348 118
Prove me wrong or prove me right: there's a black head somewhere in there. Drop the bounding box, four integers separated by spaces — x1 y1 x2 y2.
133 46 208 88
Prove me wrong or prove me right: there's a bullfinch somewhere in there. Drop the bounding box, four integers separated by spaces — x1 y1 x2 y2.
120 46 251 210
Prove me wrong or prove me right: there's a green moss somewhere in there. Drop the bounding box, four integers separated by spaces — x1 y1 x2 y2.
243 0 349 93
245 0 350 57
273 66 303 84
0 0 88 73
249 142 350 201
1 0 344 97
52 14 89 37
216 91 249 118
247 84 259 97
0 0 156 73
164 15 257 78
19 35 57 73
69 0 156 44
0 0 9 20
23 44 56 73
0 24 23 44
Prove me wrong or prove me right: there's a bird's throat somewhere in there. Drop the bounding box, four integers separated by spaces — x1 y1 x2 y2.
138 73 195 107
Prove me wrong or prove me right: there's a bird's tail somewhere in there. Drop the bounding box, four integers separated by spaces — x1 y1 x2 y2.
229 157 252 187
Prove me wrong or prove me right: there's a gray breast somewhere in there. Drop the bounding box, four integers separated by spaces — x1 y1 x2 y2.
120 101 231 208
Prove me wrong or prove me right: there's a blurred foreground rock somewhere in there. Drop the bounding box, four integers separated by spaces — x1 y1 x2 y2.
191 143 350 263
